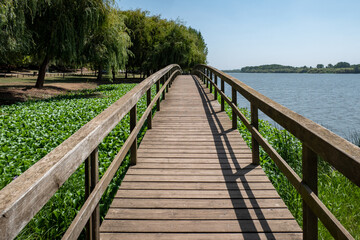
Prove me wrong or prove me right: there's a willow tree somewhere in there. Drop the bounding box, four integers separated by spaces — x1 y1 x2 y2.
23 0 106 88
85 9 131 81
0 0 31 68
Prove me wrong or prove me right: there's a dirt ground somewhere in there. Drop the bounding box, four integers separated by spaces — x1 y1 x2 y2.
0 76 143 106
0 83 97 105
0 75 100 106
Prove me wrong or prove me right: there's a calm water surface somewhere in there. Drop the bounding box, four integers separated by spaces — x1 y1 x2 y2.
223 73 360 139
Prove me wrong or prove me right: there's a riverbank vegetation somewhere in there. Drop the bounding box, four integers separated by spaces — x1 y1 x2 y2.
225 62 360 73
217 95 360 239
0 2 207 87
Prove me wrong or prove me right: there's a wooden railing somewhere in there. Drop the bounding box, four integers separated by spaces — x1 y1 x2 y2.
0 64 181 240
192 65 360 240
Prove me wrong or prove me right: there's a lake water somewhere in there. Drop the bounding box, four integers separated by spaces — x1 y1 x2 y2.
221 73 360 139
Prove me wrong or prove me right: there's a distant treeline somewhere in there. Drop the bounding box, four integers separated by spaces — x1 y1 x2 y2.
225 62 360 73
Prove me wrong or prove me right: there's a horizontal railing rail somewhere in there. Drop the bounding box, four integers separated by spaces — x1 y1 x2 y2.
192 65 360 240
0 64 182 240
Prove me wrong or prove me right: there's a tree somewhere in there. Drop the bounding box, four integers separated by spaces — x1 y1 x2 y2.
84 8 131 81
334 61 350 68
0 0 32 69
122 10 207 75
327 64 334 68
122 9 152 77
316 64 324 69
24 0 106 88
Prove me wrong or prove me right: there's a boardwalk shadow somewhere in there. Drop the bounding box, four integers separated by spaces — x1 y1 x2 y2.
192 76 275 240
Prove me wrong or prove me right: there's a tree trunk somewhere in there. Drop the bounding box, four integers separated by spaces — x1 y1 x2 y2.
97 66 103 81
125 68 128 79
35 56 50 88
112 68 116 82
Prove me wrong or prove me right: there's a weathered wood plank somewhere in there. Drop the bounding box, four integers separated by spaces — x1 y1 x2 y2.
115 189 280 199
137 157 253 163
136 153 255 159
100 219 301 233
100 233 302 240
125 168 264 176
138 149 251 154
119 182 275 190
104 208 295 220
110 198 286 209
122 175 270 182
130 163 254 169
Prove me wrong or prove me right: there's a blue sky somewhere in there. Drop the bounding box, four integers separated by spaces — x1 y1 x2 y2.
117 0 360 69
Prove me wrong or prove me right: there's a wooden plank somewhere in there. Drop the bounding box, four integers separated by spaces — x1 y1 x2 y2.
140 140 245 146
115 189 280 199
130 163 254 169
110 198 286 209
138 144 249 149
125 168 264 176
137 149 251 154
136 153 255 159
122 175 271 182
119 182 275 190
104 208 294 220
137 157 252 164
100 233 302 240
100 219 301 233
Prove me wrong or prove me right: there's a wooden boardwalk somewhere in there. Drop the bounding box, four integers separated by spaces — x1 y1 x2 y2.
100 75 302 239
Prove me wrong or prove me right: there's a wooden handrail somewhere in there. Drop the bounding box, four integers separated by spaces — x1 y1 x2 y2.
193 65 359 240
0 64 181 240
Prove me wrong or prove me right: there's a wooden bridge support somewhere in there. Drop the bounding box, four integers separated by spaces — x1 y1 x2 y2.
85 148 100 240
302 144 318 240
251 104 260 165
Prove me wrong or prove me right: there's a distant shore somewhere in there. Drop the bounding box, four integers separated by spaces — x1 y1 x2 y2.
223 63 360 74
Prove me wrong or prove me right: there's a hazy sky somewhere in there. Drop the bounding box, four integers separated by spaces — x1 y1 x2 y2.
117 0 360 69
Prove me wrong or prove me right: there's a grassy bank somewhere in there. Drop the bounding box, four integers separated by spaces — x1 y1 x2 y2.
219 97 360 239
0 83 157 239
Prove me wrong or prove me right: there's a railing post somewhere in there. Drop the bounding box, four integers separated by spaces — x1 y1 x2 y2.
205 69 208 88
202 68 205 84
251 104 260 165
221 78 225 111
147 89 152 129
130 105 137 165
85 147 100 240
214 75 218 100
162 76 166 100
166 73 169 93
232 87 237 129
209 72 213 94
169 72 172 88
302 144 318 240
156 80 160 111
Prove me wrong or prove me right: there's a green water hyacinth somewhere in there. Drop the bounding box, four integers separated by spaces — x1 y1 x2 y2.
0 83 158 239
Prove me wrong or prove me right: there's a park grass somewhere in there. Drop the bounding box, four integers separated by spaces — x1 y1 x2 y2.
218 94 360 239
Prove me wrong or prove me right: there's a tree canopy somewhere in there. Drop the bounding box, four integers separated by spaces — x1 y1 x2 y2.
122 9 207 75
